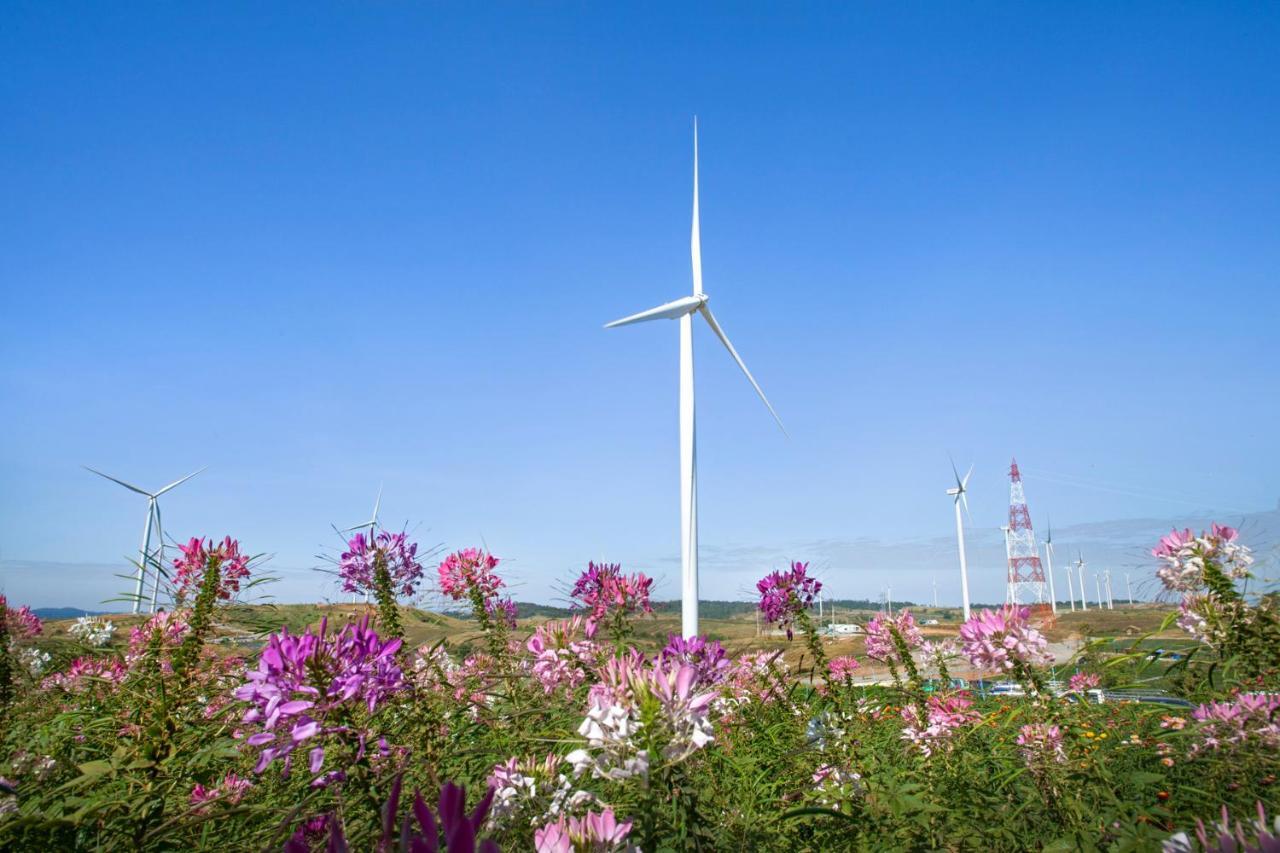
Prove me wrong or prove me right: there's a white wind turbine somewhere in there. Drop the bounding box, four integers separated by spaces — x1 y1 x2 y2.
85 466 204 613
1042 519 1058 614
342 485 383 603
604 120 785 638
1077 551 1088 611
946 460 973 621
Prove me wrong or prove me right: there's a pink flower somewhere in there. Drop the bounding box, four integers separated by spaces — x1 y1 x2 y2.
900 692 977 756
1067 672 1101 693
570 562 654 635
41 657 127 692
535 808 635 852
864 610 923 664
1153 524 1254 591
755 561 821 640
829 656 860 682
1 597 42 640
189 773 252 813
1016 723 1066 766
527 616 599 696
958 606 1051 673
173 536 251 603
1189 693 1280 755
438 549 504 602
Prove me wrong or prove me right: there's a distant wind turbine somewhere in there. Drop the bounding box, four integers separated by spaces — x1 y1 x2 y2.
946 460 973 620
85 466 204 613
1063 558 1076 613
1076 551 1088 612
604 119 785 638
1042 519 1058 614
344 483 383 541
342 484 383 604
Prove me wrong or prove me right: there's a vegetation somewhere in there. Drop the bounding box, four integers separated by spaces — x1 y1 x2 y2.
0 526 1277 851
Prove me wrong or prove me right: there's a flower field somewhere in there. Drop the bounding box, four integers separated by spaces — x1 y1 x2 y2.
1 528 1277 851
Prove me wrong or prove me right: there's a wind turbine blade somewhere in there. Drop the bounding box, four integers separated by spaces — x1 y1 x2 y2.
697 304 786 435
691 117 703 297
372 483 383 524
961 491 972 525
154 467 206 497
948 455 961 486
84 466 151 497
962 464 973 490
604 295 704 328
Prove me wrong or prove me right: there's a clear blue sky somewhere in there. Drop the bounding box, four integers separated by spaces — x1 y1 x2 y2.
2 2 1277 610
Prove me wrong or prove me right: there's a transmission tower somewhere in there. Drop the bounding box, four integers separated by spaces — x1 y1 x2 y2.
1005 458 1051 615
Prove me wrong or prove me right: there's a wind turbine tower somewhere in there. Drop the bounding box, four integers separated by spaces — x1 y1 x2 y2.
1063 561 1076 612
945 461 973 620
1004 459 1050 615
604 119 785 638
1042 519 1058 614
1076 552 1088 612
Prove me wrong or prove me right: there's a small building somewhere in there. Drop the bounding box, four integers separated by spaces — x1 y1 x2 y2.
826 623 863 635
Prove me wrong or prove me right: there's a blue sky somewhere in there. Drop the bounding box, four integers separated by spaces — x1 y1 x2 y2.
2 2 1278 610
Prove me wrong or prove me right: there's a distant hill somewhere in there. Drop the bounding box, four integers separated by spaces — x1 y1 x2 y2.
32 607 108 620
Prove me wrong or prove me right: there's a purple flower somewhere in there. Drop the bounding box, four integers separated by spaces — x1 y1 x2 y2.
339 531 425 597
234 616 405 779
286 775 499 853
659 634 730 685
755 561 821 640
486 596 519 629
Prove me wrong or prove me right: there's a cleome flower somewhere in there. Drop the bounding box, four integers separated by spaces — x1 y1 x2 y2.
527 616 599 696
864 610 924 664
535 808 638 853
900 692 977 757
438 548 504 602
233 616 405 780
1067 672 1101 693
338 530 424 597
68 616 115 648
756 561 821 640
958 606 1051 673
2 597 43 640
658 634 730 686
173 536 252 603
1153 523 1253 593
1016 723 1067 767
570 562 654 637
568 657 716 782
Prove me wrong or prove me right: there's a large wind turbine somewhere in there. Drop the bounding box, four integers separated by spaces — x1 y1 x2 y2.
85 466 203 613
604 120 785 638
946 460 973 621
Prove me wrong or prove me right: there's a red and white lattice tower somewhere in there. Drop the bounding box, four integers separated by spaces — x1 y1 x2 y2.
1005 458 1050 613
